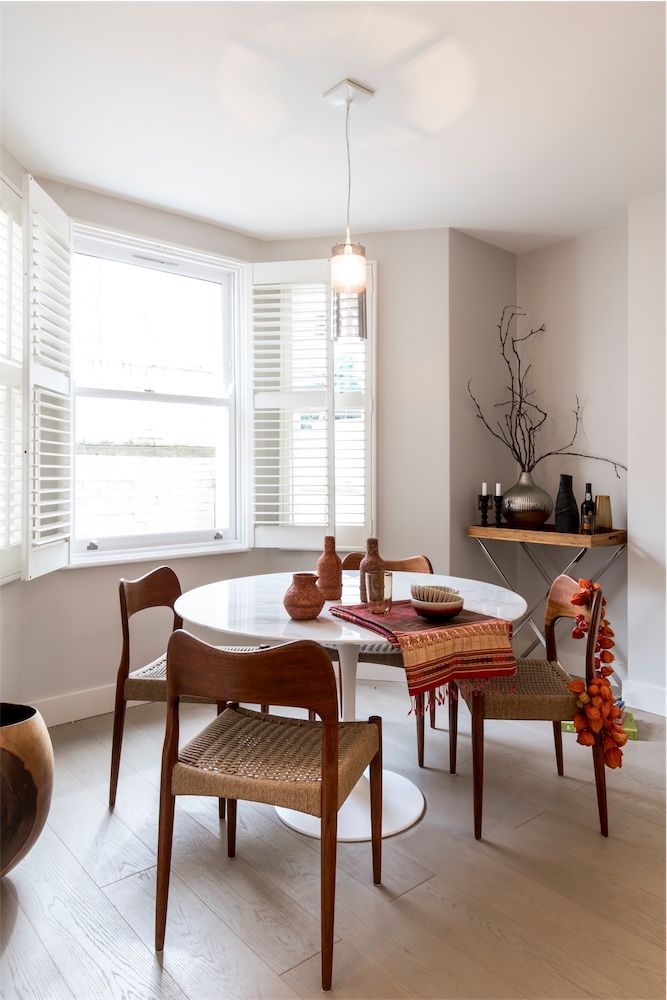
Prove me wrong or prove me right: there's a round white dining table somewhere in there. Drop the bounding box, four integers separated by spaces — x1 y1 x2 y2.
175 570 527 843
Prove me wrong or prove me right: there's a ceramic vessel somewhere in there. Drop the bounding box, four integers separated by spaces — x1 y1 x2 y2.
502 471 553 528
1 703 54 877
358 538 385 603
554 473 580 532
283 573 325 621
316 536 342 600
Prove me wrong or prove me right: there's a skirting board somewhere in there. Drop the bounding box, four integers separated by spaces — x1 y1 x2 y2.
622 678 666 717
32 662 406 727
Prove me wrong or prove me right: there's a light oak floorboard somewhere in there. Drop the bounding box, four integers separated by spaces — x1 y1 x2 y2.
2 681 663 1000
104 868 297 999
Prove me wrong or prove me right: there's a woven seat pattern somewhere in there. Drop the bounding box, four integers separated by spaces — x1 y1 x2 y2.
172 706 379 816
124 647 264 703
323 641 402 667
462 658 578 720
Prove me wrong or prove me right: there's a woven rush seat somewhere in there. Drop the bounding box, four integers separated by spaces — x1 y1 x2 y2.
322 641 401 666
124 646 264 703
172 706 379 816
461 658 578 721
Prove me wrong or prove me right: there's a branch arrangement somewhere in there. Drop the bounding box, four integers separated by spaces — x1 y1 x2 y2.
468 306 627 477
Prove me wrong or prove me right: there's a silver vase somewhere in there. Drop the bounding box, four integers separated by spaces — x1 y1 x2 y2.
502 471 553 528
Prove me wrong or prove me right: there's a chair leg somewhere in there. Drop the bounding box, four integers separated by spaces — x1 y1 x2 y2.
448 682 458 775
415 693 425 767
308 710 316 722
553 720 564 776
592 741 609 837
260 704 269 714
109 683 127 808
471 691 485 840
369 716 382 885
155 786 176 951
429 698 436 729
320 799 338 991
227 798 237 857
216 702 227 819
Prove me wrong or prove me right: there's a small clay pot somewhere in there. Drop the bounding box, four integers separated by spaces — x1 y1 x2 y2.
1 703 54 877
283 573 326 621
316 536 342 601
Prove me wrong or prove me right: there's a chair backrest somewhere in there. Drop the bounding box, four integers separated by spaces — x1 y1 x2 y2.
163 632 341 801
544 574 604 682
341 552 433 574
118 566 183 677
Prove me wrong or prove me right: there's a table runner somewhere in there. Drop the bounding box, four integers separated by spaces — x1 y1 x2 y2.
330 600 516 708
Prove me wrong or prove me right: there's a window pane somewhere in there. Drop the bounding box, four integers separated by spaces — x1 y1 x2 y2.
75 397 230 539
72 254 225 396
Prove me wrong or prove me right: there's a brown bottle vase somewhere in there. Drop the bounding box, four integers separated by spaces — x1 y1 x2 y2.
283 573 326 621
316 536 342 601
358 538 385 603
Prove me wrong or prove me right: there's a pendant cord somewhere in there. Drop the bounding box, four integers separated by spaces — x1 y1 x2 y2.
345 98 352 243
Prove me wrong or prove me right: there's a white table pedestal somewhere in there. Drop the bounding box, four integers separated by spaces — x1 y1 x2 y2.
276 768 425 842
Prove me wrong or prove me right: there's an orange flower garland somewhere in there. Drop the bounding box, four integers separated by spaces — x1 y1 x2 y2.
567 578 628 769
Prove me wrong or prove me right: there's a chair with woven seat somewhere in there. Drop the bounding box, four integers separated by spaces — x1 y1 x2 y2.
331 552 434 765
109 566 263 810
450 574 608 840
156 632 382 992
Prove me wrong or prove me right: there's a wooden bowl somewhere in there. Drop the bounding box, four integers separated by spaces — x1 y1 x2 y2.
411 596 464 621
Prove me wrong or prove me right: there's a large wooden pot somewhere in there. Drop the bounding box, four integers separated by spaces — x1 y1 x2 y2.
0 703 54 877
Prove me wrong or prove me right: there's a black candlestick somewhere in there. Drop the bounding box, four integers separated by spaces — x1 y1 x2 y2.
494 495 504 527
478 494 490 527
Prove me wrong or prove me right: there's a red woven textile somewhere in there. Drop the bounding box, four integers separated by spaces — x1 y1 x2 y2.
330 600 516 699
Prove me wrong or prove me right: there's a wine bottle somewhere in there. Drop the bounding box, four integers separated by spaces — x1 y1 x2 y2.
580 482 596 534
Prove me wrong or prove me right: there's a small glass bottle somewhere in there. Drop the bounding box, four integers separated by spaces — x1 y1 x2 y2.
580 482 596 534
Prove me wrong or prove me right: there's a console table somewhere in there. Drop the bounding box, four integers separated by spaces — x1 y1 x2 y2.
467 526 627 658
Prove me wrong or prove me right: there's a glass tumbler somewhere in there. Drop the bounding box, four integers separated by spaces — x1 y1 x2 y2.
365 570 392 615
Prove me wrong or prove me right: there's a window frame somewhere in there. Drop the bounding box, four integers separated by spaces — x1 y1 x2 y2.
69 225 250 566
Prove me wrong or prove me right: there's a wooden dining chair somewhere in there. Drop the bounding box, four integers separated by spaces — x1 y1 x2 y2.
156 632 382 992
109 566 263 811
450 574 608 840
335 552 434 765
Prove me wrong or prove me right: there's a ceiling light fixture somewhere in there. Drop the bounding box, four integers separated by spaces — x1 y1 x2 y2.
324 78 375 340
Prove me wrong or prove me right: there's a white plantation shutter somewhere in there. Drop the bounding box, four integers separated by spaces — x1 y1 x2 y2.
252 259 374 549
23 176 72 579
0 177 24 582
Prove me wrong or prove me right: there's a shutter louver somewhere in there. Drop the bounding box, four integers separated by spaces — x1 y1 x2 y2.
252 259 374 550
24 176 72 579
0 178 23 582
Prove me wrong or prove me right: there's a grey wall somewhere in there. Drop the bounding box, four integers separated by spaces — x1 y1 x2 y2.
516 226 629 678
448 230 518 588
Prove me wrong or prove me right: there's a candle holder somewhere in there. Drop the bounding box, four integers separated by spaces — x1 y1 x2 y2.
494 495 504 527
478 493 490 527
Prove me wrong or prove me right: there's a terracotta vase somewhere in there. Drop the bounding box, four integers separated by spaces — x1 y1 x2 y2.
316 536 342 601
358 538 385 603
1 703 54 877
283 573 326 621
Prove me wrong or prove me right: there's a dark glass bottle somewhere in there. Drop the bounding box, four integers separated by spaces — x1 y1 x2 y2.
580 482 596 534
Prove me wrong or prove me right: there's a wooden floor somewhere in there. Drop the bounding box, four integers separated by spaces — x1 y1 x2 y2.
1 681 664 999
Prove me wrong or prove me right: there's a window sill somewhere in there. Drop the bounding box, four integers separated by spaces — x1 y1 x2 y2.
67 541 250 570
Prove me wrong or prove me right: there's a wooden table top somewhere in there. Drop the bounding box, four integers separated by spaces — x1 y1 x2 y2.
467 525 627 548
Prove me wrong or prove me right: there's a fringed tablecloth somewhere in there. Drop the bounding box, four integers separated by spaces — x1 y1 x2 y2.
330 600 516 710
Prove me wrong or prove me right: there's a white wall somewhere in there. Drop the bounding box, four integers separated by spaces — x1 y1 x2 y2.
516 226 628 677
448 230 518 587
626 193 666 714
267 229 451 572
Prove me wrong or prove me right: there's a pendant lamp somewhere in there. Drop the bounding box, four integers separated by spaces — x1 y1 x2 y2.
324 79 375 340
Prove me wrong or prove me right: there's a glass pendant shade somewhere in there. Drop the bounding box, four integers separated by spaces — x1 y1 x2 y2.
331 241 367 293
331 242 367 340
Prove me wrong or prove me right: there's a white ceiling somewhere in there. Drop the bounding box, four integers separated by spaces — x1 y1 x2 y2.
1 1 664 253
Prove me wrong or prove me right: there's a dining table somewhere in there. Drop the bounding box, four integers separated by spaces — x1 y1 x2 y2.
175 570 527 843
